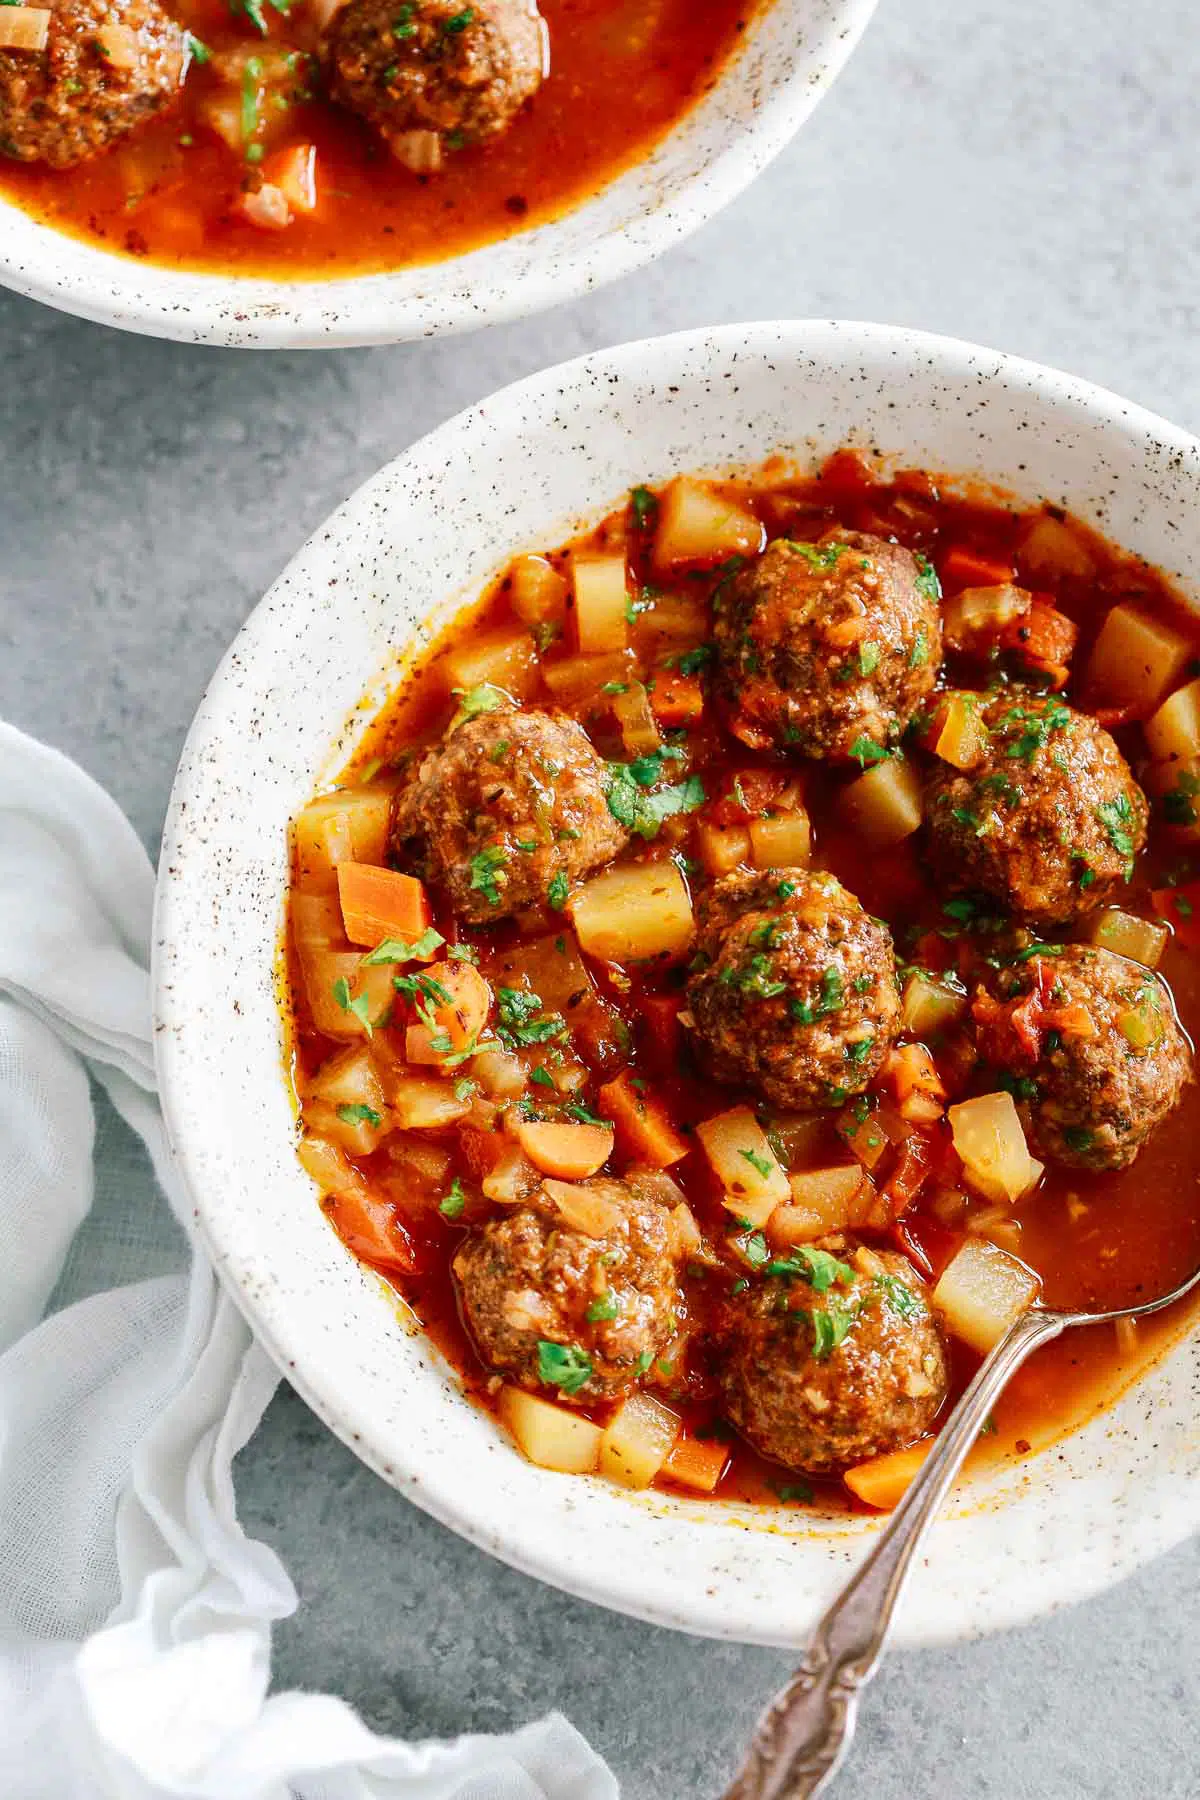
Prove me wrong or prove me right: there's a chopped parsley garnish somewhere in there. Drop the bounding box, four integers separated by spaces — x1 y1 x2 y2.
336 1103 382 1128
1095 793 1137 877
789 966 844 1025
858 641 881 678
914 553 941 602
942 898 978 923
774 1482 816 1504
776 878 798 898
666 644 715 677
1062 1125 1095 1153
844 1033 875 1066
450 683 507 726
631 485 658 529
1010 942 1064 964
439 1177 467 1219
909 625 930 667
563 1101 609 1126
363 926 445 964
1162 770 1200 827
766 1247 853 1291
469 844 507 907
240 55 263 142
849 735 895 768
634 1350 656 1376
453 1077 477 1101
601 681 629 695
228 0 288 37
537 1340 592 1395
787 540 848 569
392 1 416 34
530 1065 556 1089
185 31 211 61
586 1291 620 1322
547 869 569 911
739 1147 774 1179
806 1297 864 1360
998 1072 1040 1102
331 976 378 1037
496 986 566 1049
442 4 473 28
606 754 705 839
446 942 479 962
734 1230 770 1269
874 1272 921 1319
723 951 787 999
1003 699 1071 763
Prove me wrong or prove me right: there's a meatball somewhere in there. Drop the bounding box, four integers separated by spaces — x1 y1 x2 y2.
453 1176 683 1402
0 0 184 169
329 0 545 163
973 944 1192 1171
393 706 627 924
686 869 901 1110
924 691 1148 928
713 532 942 761
718 1245 948 1475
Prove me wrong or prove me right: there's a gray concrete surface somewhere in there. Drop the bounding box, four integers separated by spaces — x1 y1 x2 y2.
4 0 1200 1791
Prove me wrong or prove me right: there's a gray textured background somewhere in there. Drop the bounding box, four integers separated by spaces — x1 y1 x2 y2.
3 0 1199 1792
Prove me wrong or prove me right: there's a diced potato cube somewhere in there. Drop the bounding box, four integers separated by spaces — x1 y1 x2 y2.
839 757 923 847
599 1392 681 1489
509 554 569 627
1018 512 1095 583
611 681 662 754
539 650 634 701
386 1074 472 1130
303 1096 389 1157
749 810 811 869
572 553 629 653
1085 603 1193 712
441 627 538 700
652 477 763 570
481 1142 541 1204
301 952 395 1040
1146 755 1200 840
292 890 348 949
901 972 968 1036
942 585 1029 655
1081 908 1168 969
296 1131 368 1198
570 861 694 962
499 1387 603 1473
472 1046 528 1099
308 1044 388 1114
781 1163 865 1226
932 1237 1040 1354
696 1105 790 1226
1144 676 1200 763
294 787 393 888
948 1092 1043 1205
696 821 751 876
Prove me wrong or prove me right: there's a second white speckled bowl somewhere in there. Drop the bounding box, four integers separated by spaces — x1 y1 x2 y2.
155 321 1200 1647
0 0 875 347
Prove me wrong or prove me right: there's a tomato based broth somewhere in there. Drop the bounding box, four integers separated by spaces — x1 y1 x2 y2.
284 449 1200 1514
0 0 753 276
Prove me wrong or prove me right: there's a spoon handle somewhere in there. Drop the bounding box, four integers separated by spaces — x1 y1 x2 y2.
719 1306 1067 1800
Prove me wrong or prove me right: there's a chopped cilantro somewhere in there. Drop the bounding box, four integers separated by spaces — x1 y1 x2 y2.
858 641 881 678
1010 942 1064 964
496 986 566 1049
874 1272 921 1319
1096 793 1137 877
446 942 479 962
537 1340 592 1395
439 1177 467 1219
806 1296 864 1359
336 1103 382 1128
789 966 844 1025
606 759 705 839
442 4 473 27
363 927 445 965
666 644 715 677
453 1077 477 1101
766 1247 853 1291
547 869 569 911
634 1350 656 1376
909 625 930 667
185 30 211 61
530 1066 556 1089
774 1482 816 1504
849 735 895 768
331 976 378 1037
469 844 507 907
739 1147 774 1179
914 553 941 603
787 540 848 569
631 485 658 529
564 1101 608 1126
451 683 507 727
1062 1125 1095 1153
601 681 629 695
586 1292 620 1323
998 1072 1040 1102
725 951 787 999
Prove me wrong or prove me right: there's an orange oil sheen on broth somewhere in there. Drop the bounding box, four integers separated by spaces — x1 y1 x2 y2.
0 0 754 276
284 451 1200 1514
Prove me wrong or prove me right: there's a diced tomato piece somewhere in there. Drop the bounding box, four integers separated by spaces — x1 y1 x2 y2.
650 670 705 726
939 544 1015 593
1152 881 1200 949
999 597 1078 688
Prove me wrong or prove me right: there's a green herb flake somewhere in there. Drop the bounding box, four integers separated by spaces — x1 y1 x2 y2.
849 735 894 768
446 942 479 962
874 1272 921 1319
1095 793 1137 878
469 844 507 907
806 1296 864 1360
586 1291 620 1323
537 1340 593 1395
451 683 508 727
439 1177 468 1219
185 31 211 61
336 1103 382 1128
547 869 569 911
530 1066 556 1090
766 1247 853 1292
789 966 844 1025
363 926 445 965
913 553 941 603
858 641 881 678
631 485 658 529
739 1147 774 1179
774 1481 815 1504
787 540 849 570
442 4 473 27
332 976 378 1037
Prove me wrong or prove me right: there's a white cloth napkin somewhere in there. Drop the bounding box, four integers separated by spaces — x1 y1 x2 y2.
0 719 617 1800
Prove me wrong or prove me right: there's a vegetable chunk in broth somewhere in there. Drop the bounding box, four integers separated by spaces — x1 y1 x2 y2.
284 448 1200 1514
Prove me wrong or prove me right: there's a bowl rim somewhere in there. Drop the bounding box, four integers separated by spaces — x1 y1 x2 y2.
154 319 1200 1647
0 0 877 348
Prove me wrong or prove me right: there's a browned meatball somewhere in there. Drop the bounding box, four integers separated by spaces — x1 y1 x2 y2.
686 870 902 1111
973 944 1192 1171
924 692 1148 929
718 1244 948 1475
453 1177 683 1402
0 0 184 169
393 707 627 924
329 0 545 165
713 532 942 761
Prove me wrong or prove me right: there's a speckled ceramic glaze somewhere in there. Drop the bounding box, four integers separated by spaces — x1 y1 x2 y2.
155 322 1200 1647
0 0 873 347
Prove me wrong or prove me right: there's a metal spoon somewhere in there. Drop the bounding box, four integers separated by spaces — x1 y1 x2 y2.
719 1262 1200 1800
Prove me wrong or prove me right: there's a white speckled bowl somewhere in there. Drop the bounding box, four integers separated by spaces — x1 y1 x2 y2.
155 321 1200 1646
0 0 874 347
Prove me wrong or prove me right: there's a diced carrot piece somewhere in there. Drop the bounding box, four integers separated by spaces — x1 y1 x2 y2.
1000 598 1078 687
598 1070 690 1168
649 670 704 726
337 864 431 946
400 959 492 1061
1151 880 1200 949
663 1433 730 1494
515 1120 615 1179
844 1439 934 1510
322 1189 415 1275
638 993 684 1064
939 545 1015 593
265 142 318 214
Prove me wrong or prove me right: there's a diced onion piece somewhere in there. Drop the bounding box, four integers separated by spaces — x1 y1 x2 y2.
838 757 922 847
932 1237 1040 1354
1081 908 1168 969
292 890 346 949
510 553 569 627
1144 675 1200 762
966 1206 1023 1254
391 129 443 173
238 184 292 232
844 1440 934 1510
784 1164 865 1218
499 1387 603 1474
539 650 633 701
472 1046 527 1099
541 1175 622 1234
599 1393 681 1489
301 952 394 1040
932 694 989 771
1018 512 1095 582
696 820 751 877
696 1105 790 1226
948 1092 1042 1205
636 592 709 648
748 810 811 869
1085 603 1193 713
611 681 661 754
516 1122 614 1181
652 477 763 570
1117 1004 1162 1050
294 787 393 888
441 627 538 700
481 1142 540 1203
570 861 694 962
297 1131 368 1198
387 1075 471 1130
663 1433 730 1494
266 142 318 214
0 7 50 48
942 584 1029 654
572 553 629 653
901 971 968 1036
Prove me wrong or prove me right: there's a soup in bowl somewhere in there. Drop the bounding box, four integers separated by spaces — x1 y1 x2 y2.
155 321 1200 1645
